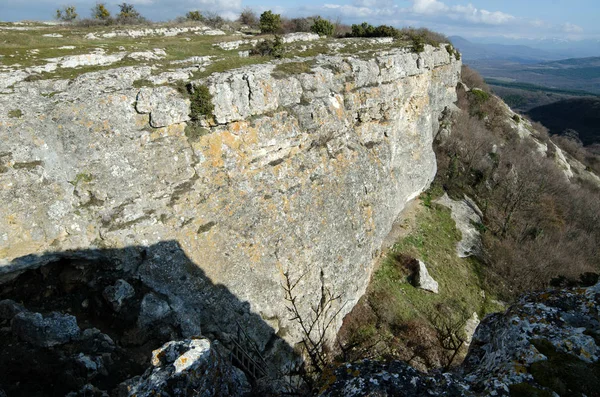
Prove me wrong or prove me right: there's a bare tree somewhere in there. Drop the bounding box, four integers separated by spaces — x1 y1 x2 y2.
281 270 346 380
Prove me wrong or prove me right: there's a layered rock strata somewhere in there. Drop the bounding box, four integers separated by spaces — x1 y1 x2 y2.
0 44 461 357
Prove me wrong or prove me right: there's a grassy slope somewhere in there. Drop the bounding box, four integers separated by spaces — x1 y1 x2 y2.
1 24 414 83
369 189 502 325
338 187 503 368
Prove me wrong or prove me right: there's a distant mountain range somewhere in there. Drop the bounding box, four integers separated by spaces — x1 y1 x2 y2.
450 36 600 61
449 36 600 63
449 36 561 63
450 36 600 95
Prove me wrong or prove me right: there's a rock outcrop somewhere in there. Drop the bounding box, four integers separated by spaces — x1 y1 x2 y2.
435 193 484 258
320 282 600 396
0 44 460 363
415 260 439 293
124 338 250 396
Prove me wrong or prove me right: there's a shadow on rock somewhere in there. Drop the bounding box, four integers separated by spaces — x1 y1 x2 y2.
0 241 299 396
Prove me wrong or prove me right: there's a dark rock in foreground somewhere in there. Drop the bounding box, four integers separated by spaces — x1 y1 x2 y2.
320 283 600 396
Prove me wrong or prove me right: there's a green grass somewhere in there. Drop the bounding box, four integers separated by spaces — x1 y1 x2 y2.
272 60 315 78
1 24 418 84
369 195 502 326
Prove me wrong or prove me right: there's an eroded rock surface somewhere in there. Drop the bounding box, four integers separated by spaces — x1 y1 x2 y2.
0 44 460 363
435 193 484 258
124 338 250 397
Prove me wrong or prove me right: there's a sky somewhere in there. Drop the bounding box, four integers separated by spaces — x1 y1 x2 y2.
1 0 599 42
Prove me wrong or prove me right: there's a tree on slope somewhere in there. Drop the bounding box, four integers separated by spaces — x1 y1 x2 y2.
259 10 281 34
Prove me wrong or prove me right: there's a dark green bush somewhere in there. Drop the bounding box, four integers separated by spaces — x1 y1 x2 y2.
311 17 334 36
259 10 281 34
251 35 284 58
189 84 214 121
411 34 425 53
350 22 376 37
374 25 399 38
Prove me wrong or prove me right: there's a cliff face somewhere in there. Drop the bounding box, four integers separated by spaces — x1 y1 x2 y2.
0 44 460 351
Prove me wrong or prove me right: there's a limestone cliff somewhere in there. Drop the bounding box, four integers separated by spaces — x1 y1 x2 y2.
0 44 460 355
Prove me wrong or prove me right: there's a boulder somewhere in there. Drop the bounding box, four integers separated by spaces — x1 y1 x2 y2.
321 283 600 396
415 260 439 293
80 327 116 353
102 279 135 312
0 299 26 320
124 338 250 396
11 311 80 347
138 293 171 327
319 360 469 396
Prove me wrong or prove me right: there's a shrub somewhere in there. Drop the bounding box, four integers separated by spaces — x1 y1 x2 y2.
55 6 78 21
185 10 203 22
238 7 258 28
348 23 402 39
92 2 110 20
311 17 334 37
411 34 425 53
374 25 399 38
351 22 375 37
189 84 214 121
202 11 224 28
251 35 284 58
116 3 148 24
461 65 489 92
445 44 461 60
259 10 281 34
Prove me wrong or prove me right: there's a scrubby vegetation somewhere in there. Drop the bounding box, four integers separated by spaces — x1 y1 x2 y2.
435 65 600 298
310 17 335 37
251 36 284 58
92 3 111 21
273 61 315 77
237 8 258 28
337 65 600 376
55 6 78 22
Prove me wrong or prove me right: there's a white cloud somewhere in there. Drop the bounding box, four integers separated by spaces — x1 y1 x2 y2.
411 0 448 15
323 3 395 18
353 0 393 7
410 0 514 25
562 22 583 33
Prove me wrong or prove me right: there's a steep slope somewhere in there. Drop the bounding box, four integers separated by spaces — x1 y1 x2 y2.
0 43 461 367
321 281 600 396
